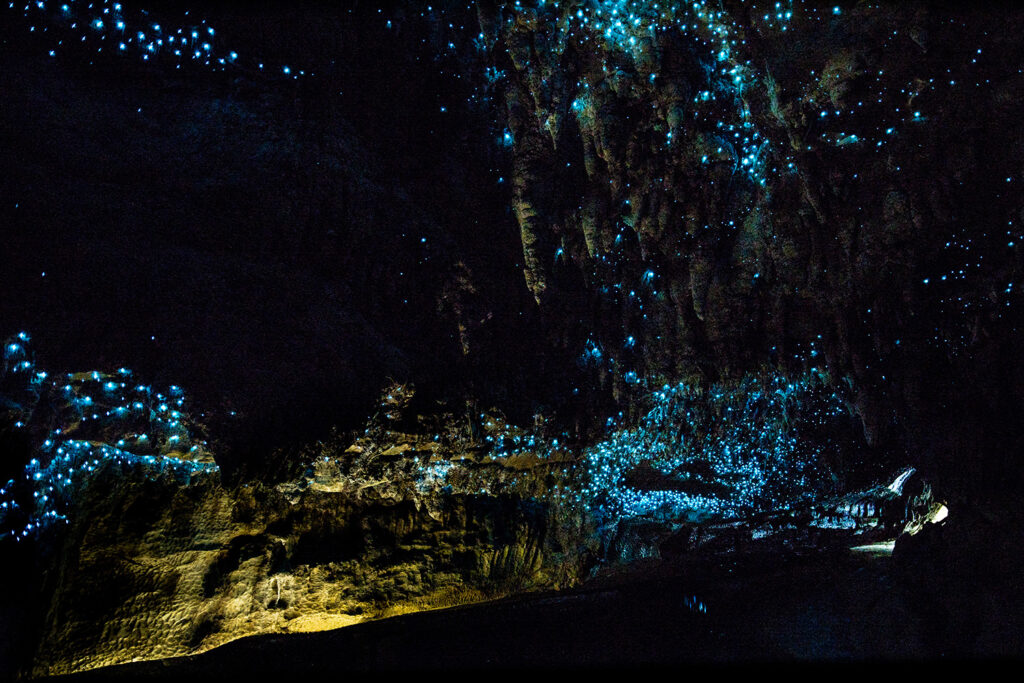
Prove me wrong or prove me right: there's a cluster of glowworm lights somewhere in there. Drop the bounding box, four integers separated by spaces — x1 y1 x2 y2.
487 0 790 185
1 333 218 542
5 0 308 78
477 1 974 188
919 203 1024 354
298 368 844 526
471 1 1019 368
570 371 843 520
486 369 840 520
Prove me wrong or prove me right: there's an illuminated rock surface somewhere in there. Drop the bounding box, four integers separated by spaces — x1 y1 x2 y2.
30 466 589 676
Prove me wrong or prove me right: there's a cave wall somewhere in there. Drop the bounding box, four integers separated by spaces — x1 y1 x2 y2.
31 449 592 677
475 1 1024 502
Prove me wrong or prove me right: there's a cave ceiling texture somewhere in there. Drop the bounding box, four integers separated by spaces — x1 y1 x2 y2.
1 0 1024 677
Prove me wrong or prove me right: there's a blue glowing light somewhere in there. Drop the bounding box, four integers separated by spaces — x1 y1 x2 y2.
1 333 217 541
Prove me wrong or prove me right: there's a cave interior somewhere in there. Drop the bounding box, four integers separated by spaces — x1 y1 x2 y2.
2 0 1024 676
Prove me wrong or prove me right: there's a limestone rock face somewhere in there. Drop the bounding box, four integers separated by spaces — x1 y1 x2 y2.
34 451 594 677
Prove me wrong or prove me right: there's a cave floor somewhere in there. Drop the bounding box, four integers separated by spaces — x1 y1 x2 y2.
44 537 1017 679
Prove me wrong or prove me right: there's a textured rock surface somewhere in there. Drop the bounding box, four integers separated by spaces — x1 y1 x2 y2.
32 444 592 677
45 549 936 677
34 450 938 677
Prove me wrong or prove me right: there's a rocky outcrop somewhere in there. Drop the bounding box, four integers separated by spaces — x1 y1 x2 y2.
32 446 594 677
